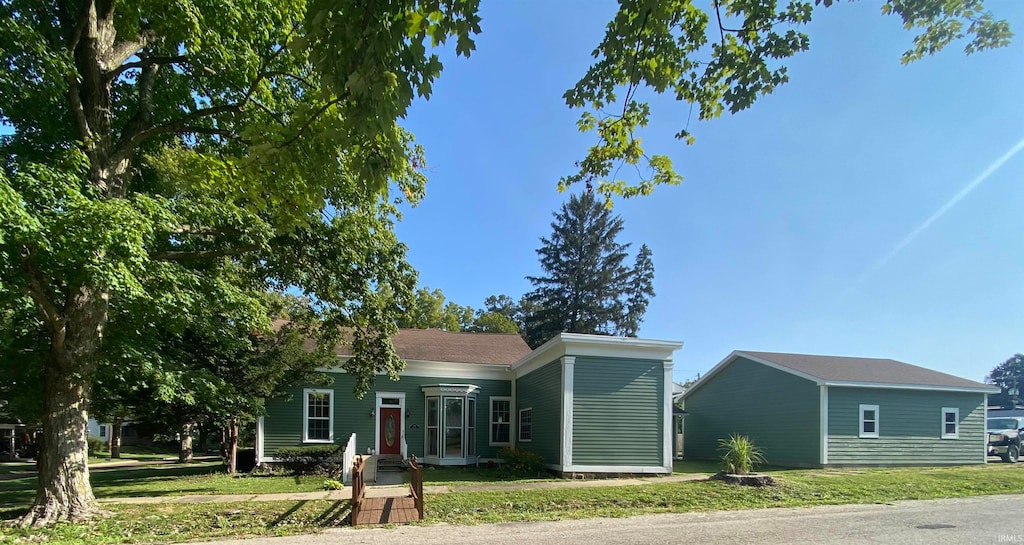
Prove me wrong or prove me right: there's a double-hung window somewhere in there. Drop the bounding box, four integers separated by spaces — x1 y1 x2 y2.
303 389 334 443
859 404 879 438
490 397 511 445
941 407 959 439
99 425 106 438
519 408 533 442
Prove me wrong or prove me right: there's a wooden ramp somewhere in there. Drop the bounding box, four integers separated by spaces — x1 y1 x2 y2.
351 455 424 526
352 495 420 525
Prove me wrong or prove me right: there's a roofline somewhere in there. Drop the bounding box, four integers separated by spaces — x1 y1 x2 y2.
682 350 822 400
683 350 999 399
823 381 1000 394
511 332 683 376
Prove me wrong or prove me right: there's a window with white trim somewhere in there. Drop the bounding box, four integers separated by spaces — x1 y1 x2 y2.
99 425 106 438
303 389 334 443
941 407 959 439
519 408 533 442
859 404 879 438
490 397 511 445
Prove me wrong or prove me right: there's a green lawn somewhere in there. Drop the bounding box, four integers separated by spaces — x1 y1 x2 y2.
0 462 330 506
413 465 560 487
1 464 1023 544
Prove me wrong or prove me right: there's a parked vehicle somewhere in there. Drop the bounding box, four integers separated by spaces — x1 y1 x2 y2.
987 416 1024 463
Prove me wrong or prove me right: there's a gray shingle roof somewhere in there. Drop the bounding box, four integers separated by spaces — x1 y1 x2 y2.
740 351 992 390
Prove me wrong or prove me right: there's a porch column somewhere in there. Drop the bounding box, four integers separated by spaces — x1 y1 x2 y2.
561 356 575 469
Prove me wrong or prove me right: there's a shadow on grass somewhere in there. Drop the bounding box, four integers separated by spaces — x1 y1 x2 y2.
267 499 307 528
311 500 349 527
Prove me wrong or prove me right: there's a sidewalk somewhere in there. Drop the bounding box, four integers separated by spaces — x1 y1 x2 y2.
96 473 710 505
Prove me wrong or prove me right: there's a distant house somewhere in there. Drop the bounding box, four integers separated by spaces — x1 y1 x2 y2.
683 351 998 467
258 330 683 477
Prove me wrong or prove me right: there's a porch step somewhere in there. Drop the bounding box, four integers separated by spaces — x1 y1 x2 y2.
376 455 404 471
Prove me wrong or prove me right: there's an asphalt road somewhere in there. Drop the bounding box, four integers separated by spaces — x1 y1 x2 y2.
203 495 1024 545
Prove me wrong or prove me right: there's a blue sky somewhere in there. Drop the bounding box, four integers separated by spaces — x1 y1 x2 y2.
395 1 1024 385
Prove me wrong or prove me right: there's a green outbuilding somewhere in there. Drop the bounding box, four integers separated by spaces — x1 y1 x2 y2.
258 330 683 478
682 351 999 467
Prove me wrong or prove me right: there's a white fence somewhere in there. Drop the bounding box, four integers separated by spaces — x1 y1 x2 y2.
342 432 357 485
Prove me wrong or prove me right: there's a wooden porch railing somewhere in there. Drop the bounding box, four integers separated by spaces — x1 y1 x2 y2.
351 455 367 523
408 455 424 519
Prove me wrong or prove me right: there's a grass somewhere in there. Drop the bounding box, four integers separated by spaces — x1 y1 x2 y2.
425 463 1024 524
412 465 559 487
0 500 346 544
0 463 331 506
0 464 1021 544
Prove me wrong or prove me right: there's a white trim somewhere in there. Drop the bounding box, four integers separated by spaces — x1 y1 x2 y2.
683 351 822 400
302 388 335 443
511 376 517 449
512 333 683 379
662 359 673 472
519 407 533 442
823 381 999 394
941 407 960 439
256 416 265 465
374 391 406 457
562 356 575 467
488 396 512 447
859 404 880 439
548 464 671 474
983 394 990 463
819 386 829 465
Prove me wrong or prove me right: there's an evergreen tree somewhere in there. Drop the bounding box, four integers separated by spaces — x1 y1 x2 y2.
523 192 653 347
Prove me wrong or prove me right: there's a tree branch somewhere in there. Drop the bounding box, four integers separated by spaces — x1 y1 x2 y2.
150 245 262 262
18 251 62 332
110 103 243 165
109 55 189 80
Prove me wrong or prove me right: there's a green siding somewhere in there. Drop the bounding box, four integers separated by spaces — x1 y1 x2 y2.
572 356 665 466
826 387 986 465
515 360 563 465
683 357 821 467
263 372 511 460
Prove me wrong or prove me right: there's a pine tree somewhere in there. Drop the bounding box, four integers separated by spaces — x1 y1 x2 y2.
523 192 653 347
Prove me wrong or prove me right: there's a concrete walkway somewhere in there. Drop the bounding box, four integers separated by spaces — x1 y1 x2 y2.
96 473 711 505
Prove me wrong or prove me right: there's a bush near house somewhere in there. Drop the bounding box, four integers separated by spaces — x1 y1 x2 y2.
497 447 546 478
274 446 345 477
87 437 107 456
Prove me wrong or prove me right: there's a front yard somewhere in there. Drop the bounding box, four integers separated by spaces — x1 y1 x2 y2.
1 462 1023 545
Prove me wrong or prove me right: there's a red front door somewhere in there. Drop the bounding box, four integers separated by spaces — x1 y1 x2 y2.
379 407 402 455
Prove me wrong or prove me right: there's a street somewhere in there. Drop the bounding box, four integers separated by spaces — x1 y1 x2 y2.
199 494 1024 545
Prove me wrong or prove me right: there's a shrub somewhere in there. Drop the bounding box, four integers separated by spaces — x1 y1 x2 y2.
321 478 345 490
718 434 766 475
275 445 345 477
87 437 107 456
497 446 546 478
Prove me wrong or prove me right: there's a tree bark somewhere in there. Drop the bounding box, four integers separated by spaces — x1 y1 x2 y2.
110 417 122 458
178 423 193 464
225 418 239 474
20 288 109 527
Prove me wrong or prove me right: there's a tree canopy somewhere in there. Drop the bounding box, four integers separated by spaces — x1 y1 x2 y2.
988 354 1024 406
562 0 1014 200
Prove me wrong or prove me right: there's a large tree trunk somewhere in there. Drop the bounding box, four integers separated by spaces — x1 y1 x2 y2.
178 423 193 464
20 289 109 527
110 417 122 458
225 418 239 474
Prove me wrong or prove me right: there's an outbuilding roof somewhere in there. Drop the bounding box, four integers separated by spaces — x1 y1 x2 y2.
684 350 998 398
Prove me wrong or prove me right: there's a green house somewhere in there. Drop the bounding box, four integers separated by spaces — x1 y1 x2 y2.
683 351 999 467
258 330 683 477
